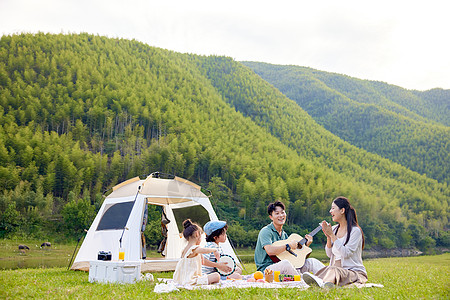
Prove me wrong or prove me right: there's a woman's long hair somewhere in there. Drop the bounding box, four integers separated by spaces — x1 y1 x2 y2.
333 197 365 249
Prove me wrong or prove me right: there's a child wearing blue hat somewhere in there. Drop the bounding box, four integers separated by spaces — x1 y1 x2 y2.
202 220 242 280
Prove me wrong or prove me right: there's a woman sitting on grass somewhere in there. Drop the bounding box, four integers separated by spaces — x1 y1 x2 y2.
202 220 242 280
303 196 367 289
173 219 221 286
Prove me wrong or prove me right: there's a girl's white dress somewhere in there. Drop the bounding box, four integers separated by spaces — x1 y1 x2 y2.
173 245 208 285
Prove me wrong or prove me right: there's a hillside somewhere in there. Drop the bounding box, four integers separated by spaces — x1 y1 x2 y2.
412 88 450 126
0 33 448 251
242 62 450 184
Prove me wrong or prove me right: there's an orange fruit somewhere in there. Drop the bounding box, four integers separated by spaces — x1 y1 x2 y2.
253 271 264 280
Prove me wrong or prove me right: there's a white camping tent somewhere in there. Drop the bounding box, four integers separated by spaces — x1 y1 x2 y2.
71 173 240 272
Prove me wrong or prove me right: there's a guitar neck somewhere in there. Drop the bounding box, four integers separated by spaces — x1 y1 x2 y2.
298 225 322 246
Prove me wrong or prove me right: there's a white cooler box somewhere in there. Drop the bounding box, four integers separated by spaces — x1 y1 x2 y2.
89 261 141 284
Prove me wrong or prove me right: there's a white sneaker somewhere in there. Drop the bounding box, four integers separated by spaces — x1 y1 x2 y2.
323 282 336 289
302 272 324 288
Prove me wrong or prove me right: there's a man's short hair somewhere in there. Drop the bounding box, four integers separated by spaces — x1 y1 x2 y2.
267 201 285 215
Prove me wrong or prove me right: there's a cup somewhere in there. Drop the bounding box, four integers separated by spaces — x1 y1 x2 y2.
294 275 301 281
119 247 125 261
274 271 280 282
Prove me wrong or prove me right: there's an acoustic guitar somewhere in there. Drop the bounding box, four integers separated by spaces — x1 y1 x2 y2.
269 225 322 268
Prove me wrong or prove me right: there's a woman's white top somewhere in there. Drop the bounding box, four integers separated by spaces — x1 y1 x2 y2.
332 236 344 261
325 225 366 275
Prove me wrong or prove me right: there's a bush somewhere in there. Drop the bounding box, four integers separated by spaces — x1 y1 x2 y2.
417 236 436 251
144 218 163 248
227 222 259 248
379 237 396 249
0 202 21 238
61 195 96 235
436 230 450 247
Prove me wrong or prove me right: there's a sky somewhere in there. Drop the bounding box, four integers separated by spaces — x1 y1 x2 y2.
1 0 449 91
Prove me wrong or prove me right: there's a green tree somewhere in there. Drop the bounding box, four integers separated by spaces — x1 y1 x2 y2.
0 202 21 237
61 194 96 234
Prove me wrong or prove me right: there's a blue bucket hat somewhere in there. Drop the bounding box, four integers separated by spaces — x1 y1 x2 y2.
203 220 227 236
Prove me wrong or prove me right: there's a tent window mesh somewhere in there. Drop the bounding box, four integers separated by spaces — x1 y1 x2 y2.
172 205 210 233
96 201 134 231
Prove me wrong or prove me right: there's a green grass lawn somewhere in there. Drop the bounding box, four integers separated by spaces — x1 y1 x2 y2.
1 253 448 299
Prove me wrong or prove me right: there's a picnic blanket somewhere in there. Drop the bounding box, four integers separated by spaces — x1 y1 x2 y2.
154 278 384 293
154 278 309 293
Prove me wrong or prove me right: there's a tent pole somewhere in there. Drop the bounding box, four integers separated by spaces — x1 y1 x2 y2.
227 235 248 273
119 185 141 248
67 229 87 270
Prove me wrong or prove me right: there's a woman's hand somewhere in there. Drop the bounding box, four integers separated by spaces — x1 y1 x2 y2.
321 220 333 237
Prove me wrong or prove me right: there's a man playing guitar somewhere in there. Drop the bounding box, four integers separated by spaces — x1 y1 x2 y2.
254 201 325 275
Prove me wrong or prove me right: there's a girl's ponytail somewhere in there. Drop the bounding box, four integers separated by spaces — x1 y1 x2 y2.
333 197 365 249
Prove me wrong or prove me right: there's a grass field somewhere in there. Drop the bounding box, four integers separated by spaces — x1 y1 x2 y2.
1 251 448 299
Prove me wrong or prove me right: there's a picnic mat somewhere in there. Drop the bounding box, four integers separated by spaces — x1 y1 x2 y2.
154 278 309 293
154 278 383 293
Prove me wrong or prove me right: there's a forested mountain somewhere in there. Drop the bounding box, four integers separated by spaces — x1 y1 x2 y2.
0 33 448 252
242 62 450 184
412 88 450 126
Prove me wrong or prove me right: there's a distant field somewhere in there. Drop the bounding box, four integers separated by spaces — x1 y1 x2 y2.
1 247 448 299
0 239 77 270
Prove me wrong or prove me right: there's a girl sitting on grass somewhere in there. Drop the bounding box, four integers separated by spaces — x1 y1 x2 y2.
173 219 221 286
